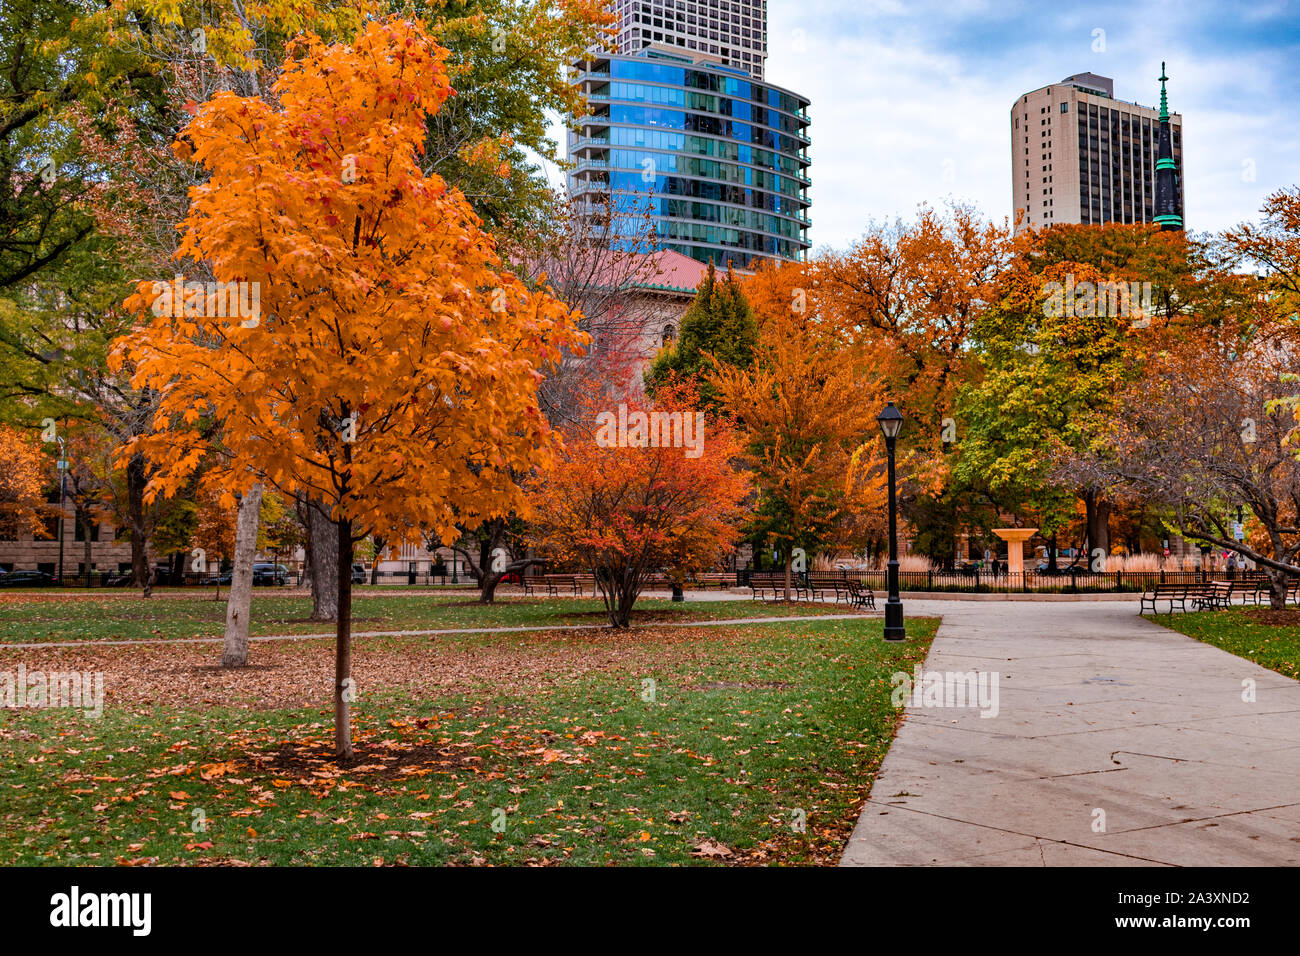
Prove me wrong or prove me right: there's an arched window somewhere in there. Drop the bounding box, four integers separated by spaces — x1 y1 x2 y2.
661 324 676 347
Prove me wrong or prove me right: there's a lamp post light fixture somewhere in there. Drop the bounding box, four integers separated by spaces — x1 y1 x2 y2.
877 402 906 641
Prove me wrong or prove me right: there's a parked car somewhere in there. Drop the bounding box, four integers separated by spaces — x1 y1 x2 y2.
352 563 367 584
252 562 289 586
0 569 56 588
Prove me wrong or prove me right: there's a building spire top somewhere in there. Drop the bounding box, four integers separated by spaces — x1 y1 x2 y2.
1158 61 1169 122
1153 61 1182 231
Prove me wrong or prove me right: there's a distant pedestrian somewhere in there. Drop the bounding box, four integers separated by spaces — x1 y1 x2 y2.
991 558 1002 577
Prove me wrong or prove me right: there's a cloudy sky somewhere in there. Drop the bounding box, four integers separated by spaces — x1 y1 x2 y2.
547 0 1300 255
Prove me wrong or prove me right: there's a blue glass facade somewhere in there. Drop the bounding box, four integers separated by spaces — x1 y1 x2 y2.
568 50 811 269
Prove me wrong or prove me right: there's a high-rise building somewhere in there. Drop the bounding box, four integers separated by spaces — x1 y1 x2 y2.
608 0 769 80
1011 71 1184 231
568 3 810 270
568 48 810 268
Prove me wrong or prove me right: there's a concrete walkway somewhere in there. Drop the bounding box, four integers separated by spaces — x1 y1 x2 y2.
841 599 1300 866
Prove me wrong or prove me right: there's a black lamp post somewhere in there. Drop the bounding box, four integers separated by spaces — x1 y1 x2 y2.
55 436 67 587
877 402 905 641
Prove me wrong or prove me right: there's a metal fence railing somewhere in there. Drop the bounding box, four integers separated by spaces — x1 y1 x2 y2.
735 567 1283 595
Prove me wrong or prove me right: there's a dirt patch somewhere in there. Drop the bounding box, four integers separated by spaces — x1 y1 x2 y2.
1242 607 1300 626
0 624 757 710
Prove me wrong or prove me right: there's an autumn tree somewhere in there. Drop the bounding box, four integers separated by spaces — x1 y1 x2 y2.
644 261 758 407
816 204 1013 461
0 426 49 540
1226 187 1300 443
1222 186 1300 301
954 259 1149 563
449 517 541 603
951 222 1211 564
414 0 616 243
509 192 663 424
529 386 750 626
1077 316 1300 607
711 303 888 601
450 194 663 604
113 18 584 756
0 0 176 290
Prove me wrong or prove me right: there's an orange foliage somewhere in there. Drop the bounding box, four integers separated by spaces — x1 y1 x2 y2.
0 426 50 540
529 384 750 626
711 298 888 588
109 18 588 755
815 204 1014 474
112 18 586 545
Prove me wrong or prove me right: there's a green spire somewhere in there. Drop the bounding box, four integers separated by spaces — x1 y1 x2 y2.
1158 61 1169 123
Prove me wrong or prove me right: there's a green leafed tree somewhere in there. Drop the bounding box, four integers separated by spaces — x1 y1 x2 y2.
415 0 615 243
645 262 758 407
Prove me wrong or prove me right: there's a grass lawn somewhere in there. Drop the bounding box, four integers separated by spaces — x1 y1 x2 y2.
1148 606 1300 680
0 602 937 866
0 592 859 645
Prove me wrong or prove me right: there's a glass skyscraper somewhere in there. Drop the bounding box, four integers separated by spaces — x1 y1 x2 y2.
568 47 811 269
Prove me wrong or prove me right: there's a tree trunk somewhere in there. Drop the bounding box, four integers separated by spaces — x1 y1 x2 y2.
783 551 792 602
222 483 263 667
308 500 338 621
1267 567 1288 610
1084 490 1110 564
616 568 636 627
126 452 151 597
480 571 504 604
335 515 354 758
81 516 92 586
1047 531 1059 573
369 537 384 585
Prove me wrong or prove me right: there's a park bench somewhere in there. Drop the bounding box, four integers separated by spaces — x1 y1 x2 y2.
543 574 585 597
749 572 807 601
1192 582 1232 610
807 573 852 603
691 573 734 590
1227 580 1265 605
1139 583 1196 614
847 579 876 609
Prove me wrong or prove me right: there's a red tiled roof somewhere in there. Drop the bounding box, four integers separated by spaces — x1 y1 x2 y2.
630 249 754 294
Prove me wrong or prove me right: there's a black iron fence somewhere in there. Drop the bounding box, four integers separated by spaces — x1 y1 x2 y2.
736 567 1282 594
16 568 496 589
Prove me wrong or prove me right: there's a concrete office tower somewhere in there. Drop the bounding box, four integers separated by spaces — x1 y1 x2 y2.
1011 71 1184 231
608 0 769 80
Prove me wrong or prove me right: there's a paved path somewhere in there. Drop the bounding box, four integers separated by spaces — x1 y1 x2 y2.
841 599 1300 866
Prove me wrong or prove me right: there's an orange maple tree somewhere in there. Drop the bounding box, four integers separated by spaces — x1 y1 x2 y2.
111 18 585 756
528 385 750 627
711 301 888 600
0 426 50 540
815 203 1013 476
